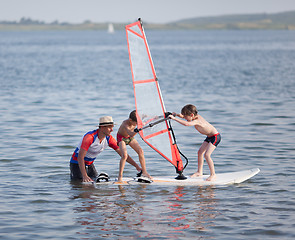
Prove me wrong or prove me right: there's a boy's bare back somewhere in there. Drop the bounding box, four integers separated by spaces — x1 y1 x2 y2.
171 113 218 137
117 119 136 137
193 115 218 137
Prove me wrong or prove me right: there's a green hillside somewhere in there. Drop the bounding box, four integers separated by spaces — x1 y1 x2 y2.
168 11 295 30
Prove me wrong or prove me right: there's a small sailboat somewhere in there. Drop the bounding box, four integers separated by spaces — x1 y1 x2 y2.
108 23 114 34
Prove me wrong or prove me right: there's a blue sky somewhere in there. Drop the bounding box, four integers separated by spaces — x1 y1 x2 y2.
1 0 295 23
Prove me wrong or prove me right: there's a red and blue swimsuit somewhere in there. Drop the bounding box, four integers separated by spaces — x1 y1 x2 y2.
204 133 221 147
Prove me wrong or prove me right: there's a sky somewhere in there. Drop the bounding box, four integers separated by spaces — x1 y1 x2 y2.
1 0 295 24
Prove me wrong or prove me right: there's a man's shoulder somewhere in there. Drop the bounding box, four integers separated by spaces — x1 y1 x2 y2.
83 130 97 140
106 134 117 142
107 135 119 150
107 134 114 139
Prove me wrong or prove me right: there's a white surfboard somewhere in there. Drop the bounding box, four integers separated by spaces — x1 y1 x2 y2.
95 168 260 186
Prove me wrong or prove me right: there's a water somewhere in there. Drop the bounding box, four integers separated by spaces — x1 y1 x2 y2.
0 29 295 239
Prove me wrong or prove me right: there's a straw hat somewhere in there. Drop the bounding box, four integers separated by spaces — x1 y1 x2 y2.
98 116 115 127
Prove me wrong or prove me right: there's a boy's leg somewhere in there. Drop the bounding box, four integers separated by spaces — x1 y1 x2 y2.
204 143 217 181
129 139 151 178
125 155 142 172
191 141 208 177
118 141 128 181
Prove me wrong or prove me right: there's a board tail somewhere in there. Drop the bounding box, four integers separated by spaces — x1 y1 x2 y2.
126 19 187 174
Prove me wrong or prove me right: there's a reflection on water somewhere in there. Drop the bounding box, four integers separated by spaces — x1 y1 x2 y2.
70 183 219 239
193 186 218 232
167 187 190 231
167 186 218 233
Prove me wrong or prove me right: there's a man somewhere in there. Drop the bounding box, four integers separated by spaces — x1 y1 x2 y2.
70 116 142 182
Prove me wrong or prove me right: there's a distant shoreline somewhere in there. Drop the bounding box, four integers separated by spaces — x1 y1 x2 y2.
1 11 295 31
1 23 294 31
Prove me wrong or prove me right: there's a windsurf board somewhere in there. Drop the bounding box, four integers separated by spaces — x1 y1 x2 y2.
94 168 260 186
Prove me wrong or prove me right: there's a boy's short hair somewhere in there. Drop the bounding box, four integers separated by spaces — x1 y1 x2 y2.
129 110 137 122
181 104 198 116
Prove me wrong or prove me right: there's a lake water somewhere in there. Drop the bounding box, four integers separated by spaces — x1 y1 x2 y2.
0 29 295 239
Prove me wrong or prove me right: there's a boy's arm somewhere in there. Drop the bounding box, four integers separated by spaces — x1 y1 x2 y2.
169 115 198 127
116 149 125 182
125 128 137 137
173 112 184 118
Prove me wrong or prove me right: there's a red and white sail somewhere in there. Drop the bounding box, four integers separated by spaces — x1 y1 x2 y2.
126 19 184 174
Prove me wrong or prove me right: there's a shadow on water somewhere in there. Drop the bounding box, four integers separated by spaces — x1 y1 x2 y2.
69 181 219 239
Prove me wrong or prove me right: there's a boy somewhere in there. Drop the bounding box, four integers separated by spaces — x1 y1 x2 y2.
168 104 221 181
117 110 151 182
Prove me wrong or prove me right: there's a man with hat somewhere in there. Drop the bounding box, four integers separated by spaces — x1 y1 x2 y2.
70 116 142 182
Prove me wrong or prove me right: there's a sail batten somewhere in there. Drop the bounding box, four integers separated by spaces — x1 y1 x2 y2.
126 19 184 174
134 79 155 84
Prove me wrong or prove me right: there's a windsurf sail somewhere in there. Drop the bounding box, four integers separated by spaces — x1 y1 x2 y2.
125 19 187 175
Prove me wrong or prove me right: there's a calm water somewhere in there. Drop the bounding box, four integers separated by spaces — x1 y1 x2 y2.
0 29 295 239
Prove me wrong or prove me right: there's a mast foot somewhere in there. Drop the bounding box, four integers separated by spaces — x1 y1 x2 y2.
175 173 187 180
